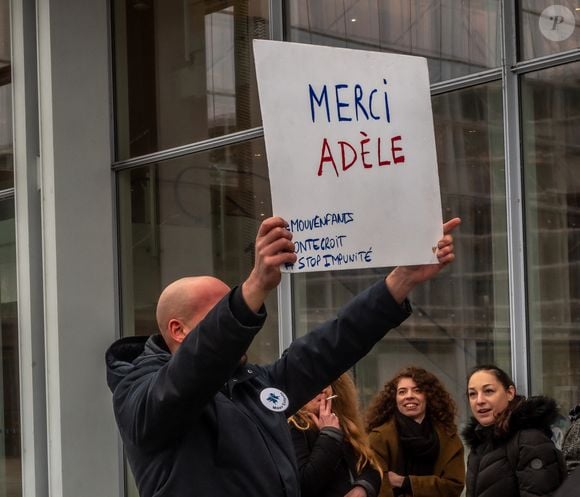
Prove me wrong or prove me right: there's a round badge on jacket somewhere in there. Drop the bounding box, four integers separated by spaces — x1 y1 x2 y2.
260 387 289 412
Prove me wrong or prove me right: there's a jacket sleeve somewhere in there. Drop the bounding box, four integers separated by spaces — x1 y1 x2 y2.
267 280 411 414
112 287 265 449
408 435 465 497
369 429 395 497
354 462 382 497
292 427 345 497
515 429 567 497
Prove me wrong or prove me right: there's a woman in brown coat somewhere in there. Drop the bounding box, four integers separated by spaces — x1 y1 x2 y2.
366 367 465 497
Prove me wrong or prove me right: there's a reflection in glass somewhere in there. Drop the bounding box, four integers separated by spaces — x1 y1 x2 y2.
117 138 279 363
520 1 580 60
522 63 580 415
0 0 12 190
0 198 21 497
286 0 501 83
291 82 507 425
113 0 269 160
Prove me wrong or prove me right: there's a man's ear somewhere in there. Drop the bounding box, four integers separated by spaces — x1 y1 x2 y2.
167 318 186 344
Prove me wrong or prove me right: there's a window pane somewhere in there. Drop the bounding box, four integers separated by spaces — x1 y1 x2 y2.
117 138 279 363
113 0 269 160
0 0 12 190
522 63 580 415
292 82 508 425
286 0 501 84
520 1 580 60
0 198 21 497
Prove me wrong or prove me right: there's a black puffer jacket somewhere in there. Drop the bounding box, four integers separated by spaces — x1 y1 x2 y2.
462 396 566 497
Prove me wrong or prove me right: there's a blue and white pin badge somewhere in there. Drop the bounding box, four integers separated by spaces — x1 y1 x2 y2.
260 387 289 412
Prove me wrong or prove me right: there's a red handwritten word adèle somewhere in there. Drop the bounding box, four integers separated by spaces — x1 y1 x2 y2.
317 133 405 177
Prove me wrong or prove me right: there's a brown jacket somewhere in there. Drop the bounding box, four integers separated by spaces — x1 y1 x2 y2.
369 418 465 497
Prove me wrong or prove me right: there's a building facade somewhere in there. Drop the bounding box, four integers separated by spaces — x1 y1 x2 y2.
0 1 579 496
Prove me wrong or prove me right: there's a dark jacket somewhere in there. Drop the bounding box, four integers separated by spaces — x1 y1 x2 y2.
462 396 566 497
369 418 465 497
106 280 410 497
291 425 381 497
554 465 580 497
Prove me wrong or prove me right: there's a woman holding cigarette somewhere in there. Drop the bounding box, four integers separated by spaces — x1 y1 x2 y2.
366 367 465 497
289 372 382 497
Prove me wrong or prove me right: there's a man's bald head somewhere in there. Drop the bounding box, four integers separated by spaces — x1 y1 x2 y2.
156 276 231 353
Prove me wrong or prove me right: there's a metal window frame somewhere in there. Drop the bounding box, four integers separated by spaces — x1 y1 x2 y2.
11 1 47 496
501 0 529 395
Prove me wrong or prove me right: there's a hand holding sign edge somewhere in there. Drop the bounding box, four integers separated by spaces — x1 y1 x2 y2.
385 217 461 304
242 216 297 312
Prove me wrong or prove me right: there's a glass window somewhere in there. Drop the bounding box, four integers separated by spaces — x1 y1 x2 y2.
522 62 580 416
0 0 18 492
0 0 12 190
113 0 269 160
0 198 20 497
286 0 501 84
520 1 580 60
292 81 508 425
117 138 279 363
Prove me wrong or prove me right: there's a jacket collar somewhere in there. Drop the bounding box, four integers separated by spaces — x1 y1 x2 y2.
222 364 258 396
105 334 169 392
462 395 559 449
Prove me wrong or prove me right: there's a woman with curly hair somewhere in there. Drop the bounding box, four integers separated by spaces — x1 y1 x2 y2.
289 372 382 497
366 367 465 497
463 365 566 497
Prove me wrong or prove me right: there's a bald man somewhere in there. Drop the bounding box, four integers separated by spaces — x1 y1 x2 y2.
106 216 460 497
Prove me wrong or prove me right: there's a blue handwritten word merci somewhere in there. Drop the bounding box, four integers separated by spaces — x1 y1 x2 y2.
308 80 406 178
308 80 391 123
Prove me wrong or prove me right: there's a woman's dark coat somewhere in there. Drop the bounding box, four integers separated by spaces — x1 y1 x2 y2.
462 396 566 497
291 425 381 497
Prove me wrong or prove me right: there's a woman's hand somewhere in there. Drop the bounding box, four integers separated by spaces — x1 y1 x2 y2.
344 485 367 497
308 395 340 430
388 471 405 488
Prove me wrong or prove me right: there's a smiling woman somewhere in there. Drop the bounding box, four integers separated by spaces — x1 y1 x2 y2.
395 377 427 423
366 367 465 497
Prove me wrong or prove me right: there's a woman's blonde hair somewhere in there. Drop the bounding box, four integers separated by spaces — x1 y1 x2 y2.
289 372 383 477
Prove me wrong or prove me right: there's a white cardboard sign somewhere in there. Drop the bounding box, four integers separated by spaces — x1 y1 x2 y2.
253 40 443 273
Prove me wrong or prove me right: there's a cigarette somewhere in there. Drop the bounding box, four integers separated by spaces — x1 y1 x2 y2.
326 395 338 400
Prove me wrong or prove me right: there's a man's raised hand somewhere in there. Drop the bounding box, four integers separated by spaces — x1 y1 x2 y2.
242 217 297 312
386 217 461 304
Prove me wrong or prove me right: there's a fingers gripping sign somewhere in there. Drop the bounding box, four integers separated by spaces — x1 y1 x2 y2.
436 217 461 267
242 217 297 312
254 216 297 287
385 217 461 304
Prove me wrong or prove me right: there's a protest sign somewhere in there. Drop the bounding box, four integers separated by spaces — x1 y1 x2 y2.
253 40 442 273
